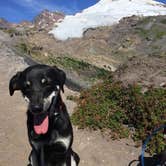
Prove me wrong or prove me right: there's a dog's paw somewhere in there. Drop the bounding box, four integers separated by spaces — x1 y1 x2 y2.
72 151 80 165
27 164 32 166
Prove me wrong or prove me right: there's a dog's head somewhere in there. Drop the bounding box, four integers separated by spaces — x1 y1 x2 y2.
9 64 66 135
9 64 66 112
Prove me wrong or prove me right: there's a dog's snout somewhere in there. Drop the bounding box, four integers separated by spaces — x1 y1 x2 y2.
30 104 43 114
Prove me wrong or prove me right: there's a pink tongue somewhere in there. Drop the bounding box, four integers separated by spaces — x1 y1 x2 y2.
34 116 49 135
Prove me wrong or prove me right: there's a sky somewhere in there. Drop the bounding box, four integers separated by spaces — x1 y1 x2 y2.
0 0 165 23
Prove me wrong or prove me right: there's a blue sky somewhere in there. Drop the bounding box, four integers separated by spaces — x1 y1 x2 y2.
0 0 165 23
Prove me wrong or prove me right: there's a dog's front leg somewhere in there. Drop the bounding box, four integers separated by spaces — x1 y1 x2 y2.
40 146 45 166
28 150 39 166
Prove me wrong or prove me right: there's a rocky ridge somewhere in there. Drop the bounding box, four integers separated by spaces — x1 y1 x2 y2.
0 10 64 32
33 10 64 31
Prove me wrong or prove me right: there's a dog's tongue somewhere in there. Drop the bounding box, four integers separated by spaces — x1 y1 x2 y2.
34 115 49 135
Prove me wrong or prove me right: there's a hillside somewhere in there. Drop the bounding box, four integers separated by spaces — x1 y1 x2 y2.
2 15 164 90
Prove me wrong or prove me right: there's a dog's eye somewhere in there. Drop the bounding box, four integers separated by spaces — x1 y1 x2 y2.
26 81 31 87
56 85 60 90
41 78 47 84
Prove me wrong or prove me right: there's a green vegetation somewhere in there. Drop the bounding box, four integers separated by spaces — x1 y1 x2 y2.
16 43 29 53
72 79 166 154
135 17 166 40
15 42 109 82
160 19 166 24
47 56 109 80
135 26 166 40
66 95 78 101
3 28 18 35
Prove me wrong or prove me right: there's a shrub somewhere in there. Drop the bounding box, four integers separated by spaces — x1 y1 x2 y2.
72 79 166 154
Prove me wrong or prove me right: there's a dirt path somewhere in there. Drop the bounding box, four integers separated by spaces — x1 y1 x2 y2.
0 31 141 166
0 37 29 166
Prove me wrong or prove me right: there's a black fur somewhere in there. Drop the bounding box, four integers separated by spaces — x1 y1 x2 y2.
9 64 80 166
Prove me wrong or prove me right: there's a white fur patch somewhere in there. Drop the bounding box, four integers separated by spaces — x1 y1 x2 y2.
47 91 56 102
30 155 33 166
43 91 57 111
44 91 56 105
55 135 71 150
56 85 60 90
71 155 76 166
24 96 30 103
41 78 46 84
54 112 59 116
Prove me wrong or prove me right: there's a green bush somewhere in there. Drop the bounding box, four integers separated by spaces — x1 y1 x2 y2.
72 80 166 154
48 56 109 80
135 25 166 40
15 42 109 81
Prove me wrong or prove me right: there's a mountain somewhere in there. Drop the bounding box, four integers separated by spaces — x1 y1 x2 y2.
0 10 65 38
0 18 15 29
33 9 64 31
0 10 64 33
49 0 166 40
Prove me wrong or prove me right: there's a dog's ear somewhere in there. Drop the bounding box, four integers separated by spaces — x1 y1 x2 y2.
9 72 22 96
52 66 66 93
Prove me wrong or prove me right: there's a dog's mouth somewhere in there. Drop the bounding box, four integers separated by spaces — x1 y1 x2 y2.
33 113 49 135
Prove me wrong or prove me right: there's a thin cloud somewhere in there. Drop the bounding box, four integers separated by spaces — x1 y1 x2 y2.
10 0 79 14
0 6 27 22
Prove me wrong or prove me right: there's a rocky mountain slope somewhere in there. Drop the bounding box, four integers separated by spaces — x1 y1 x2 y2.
7 15 164 89
33 10 64 31
0 8 165 90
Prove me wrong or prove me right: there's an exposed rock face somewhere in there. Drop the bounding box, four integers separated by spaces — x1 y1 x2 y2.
33 10 64 31
113 55 166 88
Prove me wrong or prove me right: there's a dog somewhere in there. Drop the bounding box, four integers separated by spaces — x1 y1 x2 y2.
9 64 80 166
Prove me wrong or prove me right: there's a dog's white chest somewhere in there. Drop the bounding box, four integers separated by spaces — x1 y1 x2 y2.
54 135 71 150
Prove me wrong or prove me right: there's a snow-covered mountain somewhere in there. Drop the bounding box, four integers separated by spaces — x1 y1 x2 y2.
49 0 166 40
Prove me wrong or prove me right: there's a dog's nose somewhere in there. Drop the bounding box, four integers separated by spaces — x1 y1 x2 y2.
31 105 43 114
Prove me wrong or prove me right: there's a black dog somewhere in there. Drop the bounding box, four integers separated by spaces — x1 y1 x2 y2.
9 64 80 166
